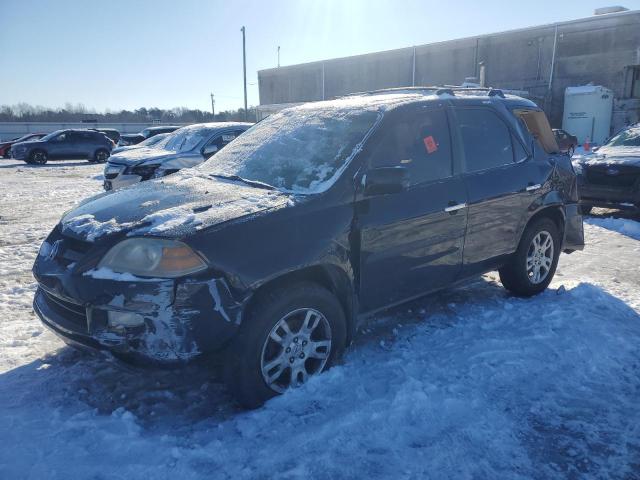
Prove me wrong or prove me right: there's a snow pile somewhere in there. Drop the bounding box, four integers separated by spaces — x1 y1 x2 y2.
586 217 640 241
1 282 640 479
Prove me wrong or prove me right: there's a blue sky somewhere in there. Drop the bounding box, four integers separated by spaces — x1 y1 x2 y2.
0 0 628 112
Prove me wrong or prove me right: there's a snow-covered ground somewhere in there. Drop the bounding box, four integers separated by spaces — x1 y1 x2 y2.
1 159 639 479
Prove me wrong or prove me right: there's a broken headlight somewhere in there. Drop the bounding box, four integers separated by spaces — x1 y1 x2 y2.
98 238 207 278
130 164 160 180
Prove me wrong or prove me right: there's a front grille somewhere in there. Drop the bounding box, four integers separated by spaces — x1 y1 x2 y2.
586 166 639 188
42 290 88 332
47 228 93 267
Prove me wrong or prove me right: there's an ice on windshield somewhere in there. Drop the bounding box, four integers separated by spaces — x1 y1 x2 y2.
163 128 212 153
199 101 383 194
605 126 640 147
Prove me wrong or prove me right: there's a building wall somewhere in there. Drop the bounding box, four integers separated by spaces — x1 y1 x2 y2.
258 10 640 130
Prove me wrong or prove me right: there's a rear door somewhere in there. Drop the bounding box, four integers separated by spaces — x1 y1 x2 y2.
357 104 468 312
453 106 548 275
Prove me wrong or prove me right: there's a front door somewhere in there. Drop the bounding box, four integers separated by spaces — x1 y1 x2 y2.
357 105 468 313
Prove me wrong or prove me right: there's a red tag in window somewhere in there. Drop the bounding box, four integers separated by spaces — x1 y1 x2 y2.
423 135 438 154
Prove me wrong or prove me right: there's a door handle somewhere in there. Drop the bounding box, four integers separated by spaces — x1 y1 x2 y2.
444 202 467 213
526 184 542 192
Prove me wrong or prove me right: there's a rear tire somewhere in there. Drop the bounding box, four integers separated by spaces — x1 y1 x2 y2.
29 150 48 165
224 282 347 409
92 149 109 163
499 217 561 297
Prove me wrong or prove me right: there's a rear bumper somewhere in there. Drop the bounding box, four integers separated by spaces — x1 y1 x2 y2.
562 203 585 252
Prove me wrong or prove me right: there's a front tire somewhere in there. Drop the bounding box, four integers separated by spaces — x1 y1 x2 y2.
29 150 48 165
499 217 561 297
224 282 347 409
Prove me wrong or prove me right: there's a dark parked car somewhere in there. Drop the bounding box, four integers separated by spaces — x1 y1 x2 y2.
573 124 640 213
32 88 583 407
553 128 578 156
0 133 46 158
90 128 120 145
11 129 113 164
104 122 252 191
118 126 181 146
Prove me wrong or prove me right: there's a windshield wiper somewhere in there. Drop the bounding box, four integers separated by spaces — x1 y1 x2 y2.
209 174 277 191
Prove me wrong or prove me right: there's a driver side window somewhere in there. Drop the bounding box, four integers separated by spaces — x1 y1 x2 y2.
368 108 453 186
54 133 67 142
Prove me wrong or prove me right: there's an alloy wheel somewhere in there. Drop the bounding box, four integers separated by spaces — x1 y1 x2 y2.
260 308 332 393
526 230 554 284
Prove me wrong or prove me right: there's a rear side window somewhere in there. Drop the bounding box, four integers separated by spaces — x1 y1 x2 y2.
369 108 453 185
456 108 514 172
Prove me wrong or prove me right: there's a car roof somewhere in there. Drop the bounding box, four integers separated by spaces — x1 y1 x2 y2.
280 87 539 117
172 122 253 133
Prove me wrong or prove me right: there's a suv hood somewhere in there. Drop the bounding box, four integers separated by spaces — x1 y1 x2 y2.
581 146 640 167
60 173 293 241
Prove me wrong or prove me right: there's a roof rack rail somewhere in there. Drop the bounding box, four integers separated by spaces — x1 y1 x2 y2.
344 85 506 98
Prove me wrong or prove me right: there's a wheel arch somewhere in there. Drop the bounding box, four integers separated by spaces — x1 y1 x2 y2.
524 205 565 242
243 264 356 342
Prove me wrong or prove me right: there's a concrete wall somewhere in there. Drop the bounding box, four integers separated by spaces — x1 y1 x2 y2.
258 10 640 131
0 122 188 142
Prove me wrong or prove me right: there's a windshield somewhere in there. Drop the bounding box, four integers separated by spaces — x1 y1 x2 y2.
163 128 213 153
139 133 169 147
14 133 40 142
39 130 64 142
605 127 640 148
198 105 380 194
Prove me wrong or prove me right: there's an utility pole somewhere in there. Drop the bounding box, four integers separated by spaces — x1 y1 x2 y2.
277 46 280 67
210 93 215 117
241 26 248 121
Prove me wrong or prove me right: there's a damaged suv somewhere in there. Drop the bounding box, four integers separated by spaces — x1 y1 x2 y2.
33 88 583 408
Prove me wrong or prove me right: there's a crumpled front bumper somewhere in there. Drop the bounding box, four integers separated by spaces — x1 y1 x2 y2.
32 233 247 364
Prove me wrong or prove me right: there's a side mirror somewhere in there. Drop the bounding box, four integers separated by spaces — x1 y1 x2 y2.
363 166 408 196
202 144 219 157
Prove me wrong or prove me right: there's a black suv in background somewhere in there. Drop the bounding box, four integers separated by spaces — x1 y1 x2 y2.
32 88 583 408
118 126 181 146
11 129 114 164
573 124 640 213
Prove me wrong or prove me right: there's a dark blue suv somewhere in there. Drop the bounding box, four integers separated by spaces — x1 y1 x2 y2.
32 88 584 408
11 129 113 164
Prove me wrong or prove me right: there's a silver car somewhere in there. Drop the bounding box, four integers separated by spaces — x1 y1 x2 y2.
103 122 252 191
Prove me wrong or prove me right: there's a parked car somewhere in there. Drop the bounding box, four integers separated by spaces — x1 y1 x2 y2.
110 132 170 155
572 124 640 213
32 89 583 408
11 129 113 164
553 128 578 156
90 128 120 145
0 133 46 158
118 126 181 146
103 123 251 191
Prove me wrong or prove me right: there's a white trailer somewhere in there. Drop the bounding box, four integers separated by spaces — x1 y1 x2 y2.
562 85 613 145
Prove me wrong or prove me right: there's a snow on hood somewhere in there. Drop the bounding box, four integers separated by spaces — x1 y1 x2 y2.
573 147 640 167
108 147 179 166
60 173 292 241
